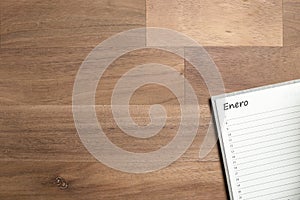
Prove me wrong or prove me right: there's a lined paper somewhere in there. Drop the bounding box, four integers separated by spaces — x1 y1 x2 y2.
212 80 300 200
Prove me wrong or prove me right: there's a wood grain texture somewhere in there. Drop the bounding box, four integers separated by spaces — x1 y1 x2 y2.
0 48 184 105
185 46 300 104
1 47 299 199
147 0 283 46
0 0 148 106
0 105 217 162
0 161 227 200
184 46 300 163
1 0 300 199
1 0 145 48
284 0 300 46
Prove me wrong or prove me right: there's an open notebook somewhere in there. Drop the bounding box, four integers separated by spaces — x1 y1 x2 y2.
211 79 300 200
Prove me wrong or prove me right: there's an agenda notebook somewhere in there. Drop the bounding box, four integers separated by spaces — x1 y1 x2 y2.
211 79 300 200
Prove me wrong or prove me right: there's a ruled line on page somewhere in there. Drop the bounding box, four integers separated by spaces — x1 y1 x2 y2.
230 121 300 136
239 168 300 183
229 118 300 133
242 180 300 196
236 138 300 155
240 172 300 189
233 127 300 143
227 110 300 127
246 186 300 200
238 149 300 165
241 174 300 189
234 133 300 150
271 192 300 200
226 105 300 122
239 161 300 178
238 155 300 172
236 143 300 159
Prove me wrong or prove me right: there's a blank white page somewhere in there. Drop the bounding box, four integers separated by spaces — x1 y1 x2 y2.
212 80 300 200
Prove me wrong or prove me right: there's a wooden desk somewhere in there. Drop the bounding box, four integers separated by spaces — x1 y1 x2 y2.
0 0 299 199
